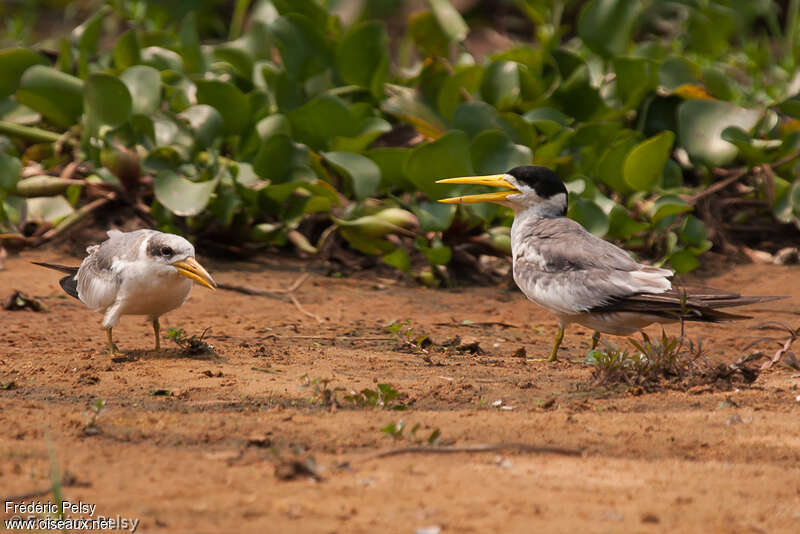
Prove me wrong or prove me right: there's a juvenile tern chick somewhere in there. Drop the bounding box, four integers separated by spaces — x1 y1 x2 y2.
35 229 216 355
438 166 782 361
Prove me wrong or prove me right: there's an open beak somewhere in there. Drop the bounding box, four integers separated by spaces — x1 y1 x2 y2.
436 174 519 204
171 257 216 290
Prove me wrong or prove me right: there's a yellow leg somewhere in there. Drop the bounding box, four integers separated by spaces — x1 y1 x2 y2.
591 331 601 350
106 327 121 356
529 325 565 362
548 325 564 362
152 317 161 351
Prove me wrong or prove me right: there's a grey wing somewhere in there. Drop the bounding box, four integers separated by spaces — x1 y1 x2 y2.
513 218 672 314
75 230 151 311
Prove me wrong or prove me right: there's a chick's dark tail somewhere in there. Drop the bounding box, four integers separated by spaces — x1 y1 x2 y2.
32 262 80 300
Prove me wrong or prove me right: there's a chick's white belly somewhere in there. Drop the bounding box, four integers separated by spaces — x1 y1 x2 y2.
116 274 193 316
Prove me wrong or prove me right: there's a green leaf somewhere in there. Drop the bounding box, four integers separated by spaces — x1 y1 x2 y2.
481 61 521 110
623 131 675 191
0 153 21 192
84 73 133 132
16 65 84 128
270 14 331 81
179 12 206 74
26 196 74 223
335 21 389 98
405 130 472 199
141 47 184 71
608 205 648 239
437 65 483 120
679 215 707 246
254 134 309 183
408 11 450 57
522 107 571 136
613 56 657 107
287 95 357 149
412 201 456 232
668 249 699 274
154 170 218 217
577 0 639 57
0 48 48 98
453 101 499 139
595 134 638 193
381 88 446 139
419 242 452 266
322 151 381 200
366 148 412 190
195 80 250 135
113 29 140 70
428 0 469 42
382 247 411 272
701 66 734 101
178 105 223 150
678 100 761 166
471 130 532 174
649 195 692 224
568 198 609 236
72 6 110 56
120 66 161 115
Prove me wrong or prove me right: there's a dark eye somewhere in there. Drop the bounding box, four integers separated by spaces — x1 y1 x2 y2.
160 246 174 256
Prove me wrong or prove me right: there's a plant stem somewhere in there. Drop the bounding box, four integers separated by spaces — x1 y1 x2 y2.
787 0 800 64
229 0 252 41
0 121 61 143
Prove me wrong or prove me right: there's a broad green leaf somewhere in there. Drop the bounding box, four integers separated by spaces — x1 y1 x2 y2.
419 242 452 266
0 48 48 98
453 101 500 138
471 130 532 174
405 130 472 198
481 61 521 110
287 95 357 149
322 151 381 200
154 170 218 217
84 73 133 132
120 65 161 115
428 0 469 42
26 196 74 223
141 47 184 71
577 0 639 57
613 56 657 107
335 21 389 98
679 215 708 246
608 205 648 239
658 57 700 92
569 198 609 236
595 134 639 193
701 66 734 101
0 153 21 192
366 148 412 190
269 14 331 81
437 65 483 120
72 6 110 56
113 29 140 70
178 105 223 150
408 10 450 58
195 80 250 135
382 247 411 272
381 88 446 139
650 195 692 223
678 100 761 167
253 134 309 183
522 107 571 136
668 249 699 274
16 65 83 128
551 64 605 121
412 201 456 232
256 114 292 140
339 228 394 256
623 131 675 191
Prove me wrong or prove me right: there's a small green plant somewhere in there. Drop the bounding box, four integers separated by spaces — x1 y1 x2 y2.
167 327 216 355
298 374 343 408
344 383 407 410
380 420 441 444
587 330 707 389
385 319 432 354
83 399 106 435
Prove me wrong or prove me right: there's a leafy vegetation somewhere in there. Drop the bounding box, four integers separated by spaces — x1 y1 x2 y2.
2 0 800 279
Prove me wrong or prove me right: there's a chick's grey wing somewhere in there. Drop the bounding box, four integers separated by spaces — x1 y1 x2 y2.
75 231 151 311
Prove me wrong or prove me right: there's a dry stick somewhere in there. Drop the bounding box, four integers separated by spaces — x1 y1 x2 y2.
219 272 322 322
35 196 114 246
355 443 582 463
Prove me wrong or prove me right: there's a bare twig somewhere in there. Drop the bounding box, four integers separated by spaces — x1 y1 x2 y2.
219 272 321 322
35 196 115 246
353 443 582 463
216 282 290 301
290 293 323 323
686 168 748 205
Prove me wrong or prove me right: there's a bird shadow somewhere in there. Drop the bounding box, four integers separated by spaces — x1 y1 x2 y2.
111 348 223 363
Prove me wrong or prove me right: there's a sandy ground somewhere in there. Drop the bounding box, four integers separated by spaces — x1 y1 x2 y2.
1 249 799 533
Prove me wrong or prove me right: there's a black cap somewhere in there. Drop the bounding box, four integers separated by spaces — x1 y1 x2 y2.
506 166 567 200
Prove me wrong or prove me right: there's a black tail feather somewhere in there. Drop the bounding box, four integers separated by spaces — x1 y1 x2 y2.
33 262 80 300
